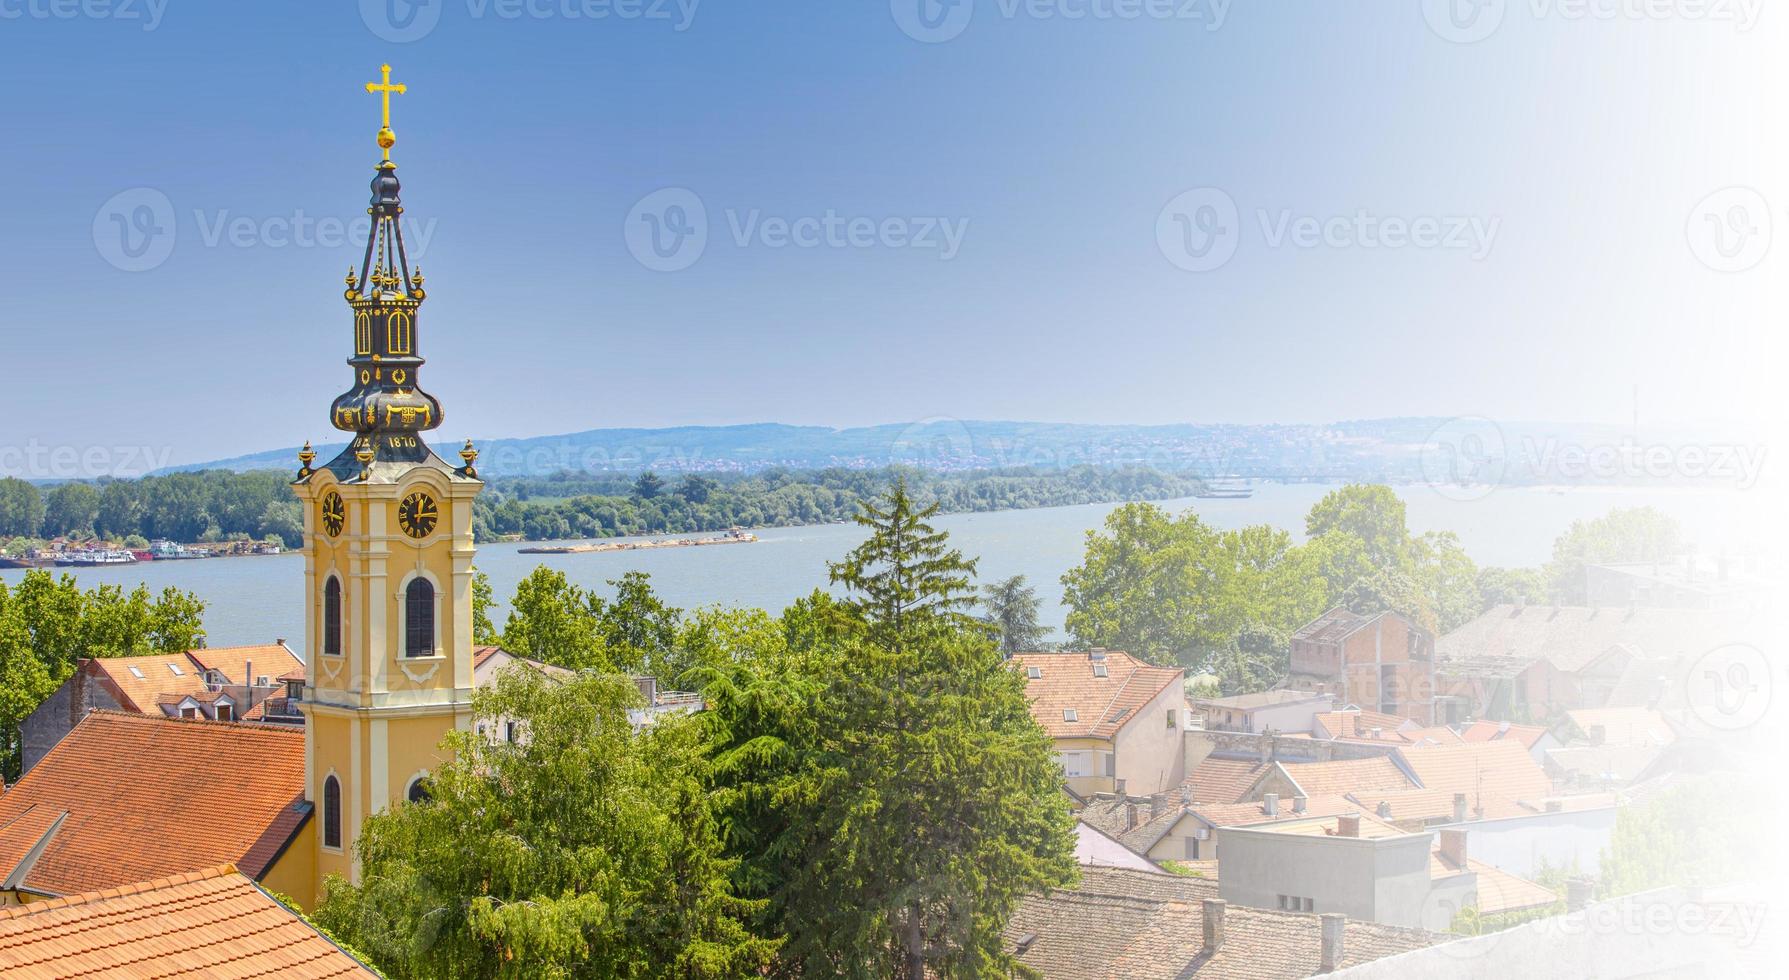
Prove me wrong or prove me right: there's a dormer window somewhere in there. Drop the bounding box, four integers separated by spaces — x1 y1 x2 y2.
1063 708 1078 722
1027 666 1042 680
1093 663 1108 678
216 703 235 722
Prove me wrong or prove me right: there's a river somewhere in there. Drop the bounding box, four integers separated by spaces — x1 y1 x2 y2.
2 483 1771 647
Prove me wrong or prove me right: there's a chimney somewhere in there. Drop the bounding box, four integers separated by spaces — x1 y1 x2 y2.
1293 795 1308 814
1567 877 1595 912
1336 813 1361 838
1452 792 1468 824
1126 804 1141 831
1263 792 1279 817
1589 724 1606 746
1376 801 1392 820
1202 899 1226 952
1370 727 1383 740
1115 778 1127 797
1438 828 1468 868
1319 913 1346 972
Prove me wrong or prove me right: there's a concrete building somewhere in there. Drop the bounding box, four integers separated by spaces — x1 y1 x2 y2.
1289 609 1437 725
1193 689 1334 733
1217 812 1476 931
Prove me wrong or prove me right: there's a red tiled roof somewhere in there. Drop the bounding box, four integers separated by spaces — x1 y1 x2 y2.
0 864 377 978
1189 794 1362 828
189 643 304 683
1562 708 1676 748
1014 652 1183 739
0 712 306 896
1270 757 1417 799
1397 740 1553 806
1182 757 1269 804
474 645 504 670
85 653 210 713
1459 720 1550 749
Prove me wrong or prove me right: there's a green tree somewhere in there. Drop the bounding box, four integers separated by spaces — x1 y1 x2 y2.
43 482 101 537
676 475 717 504
598 571 683 678
316 667 777 979
1545 506 1684 603
471 569 499 647
980 574 1047 655
827 479 980 646
0 478 45 538
1305 484 1408 566
707 490 1075 978
633 471 666 500
1599 775 1750 898
1476 565 1546 609
498 567 610 671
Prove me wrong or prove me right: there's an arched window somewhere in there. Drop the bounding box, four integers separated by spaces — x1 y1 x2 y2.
354 312 372 355
406 776 431 804
322 775 342 849
387 312 413 355
405 578 435 658
323 577 342 657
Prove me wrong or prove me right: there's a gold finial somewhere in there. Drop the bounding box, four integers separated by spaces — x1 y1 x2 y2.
297 441 317 479
365 64 407 165
459 439 480 478
344 267 357 287
354 439 376 480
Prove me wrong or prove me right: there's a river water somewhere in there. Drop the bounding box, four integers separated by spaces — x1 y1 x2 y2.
2 484 1769 647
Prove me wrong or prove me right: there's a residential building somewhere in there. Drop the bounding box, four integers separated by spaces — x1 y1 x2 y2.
1289 609 1437 724
1194 689 1333 733
1217 812 1477 931
1433 603 1762 721
0 711 310 906
18 642 304 771
1312 708 1462 746
0 865 379 978
1583 558 1779 610
1006 865 1440 978
1561 707 1676 748
1434 798 1619 879
1073 820 1161 872
1014 650 1187 796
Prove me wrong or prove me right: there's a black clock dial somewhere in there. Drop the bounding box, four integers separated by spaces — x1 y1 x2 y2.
398 491 439 539
321 492 346 537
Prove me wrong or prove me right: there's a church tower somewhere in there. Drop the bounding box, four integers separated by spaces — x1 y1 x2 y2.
292 66 481 895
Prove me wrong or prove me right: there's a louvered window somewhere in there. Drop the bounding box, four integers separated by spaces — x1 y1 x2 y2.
405 578 435 657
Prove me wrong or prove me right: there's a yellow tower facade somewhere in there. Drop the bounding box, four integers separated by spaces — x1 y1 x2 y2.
290 66 483 901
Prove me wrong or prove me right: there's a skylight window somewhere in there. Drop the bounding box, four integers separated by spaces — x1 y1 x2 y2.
1063 708 1078 722
1093 664 1108 678
128 667 145 679
167 664 184 676
1027 666 1042 680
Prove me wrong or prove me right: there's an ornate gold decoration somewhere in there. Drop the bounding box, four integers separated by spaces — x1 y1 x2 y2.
398 491 439 539
365 64 407 165
296 441 317 479
459 439 480 479
321 491 346 537
354 440 376 480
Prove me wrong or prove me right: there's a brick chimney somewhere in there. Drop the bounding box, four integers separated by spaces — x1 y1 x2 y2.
1126 803 1141 831
1202 899 1226 952
1319 912 1346 972
1336 813 1361 838
1263 792 1279 817
1438 828 1468 868
1452 792 1468 824
1115 778 1127 797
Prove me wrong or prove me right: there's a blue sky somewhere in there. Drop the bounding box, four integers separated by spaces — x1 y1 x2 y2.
0 0 1783 469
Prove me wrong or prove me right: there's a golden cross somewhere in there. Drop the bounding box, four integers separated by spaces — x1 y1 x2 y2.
365 64 407 162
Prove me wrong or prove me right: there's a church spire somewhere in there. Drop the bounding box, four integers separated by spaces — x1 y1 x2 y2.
326 64 448 477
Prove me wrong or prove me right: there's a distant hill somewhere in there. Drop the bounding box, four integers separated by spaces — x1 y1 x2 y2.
167 417 1755 486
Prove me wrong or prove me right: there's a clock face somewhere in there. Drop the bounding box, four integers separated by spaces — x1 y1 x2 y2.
398 491 439 539
320 492 345 537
